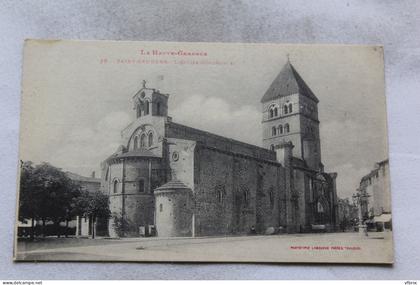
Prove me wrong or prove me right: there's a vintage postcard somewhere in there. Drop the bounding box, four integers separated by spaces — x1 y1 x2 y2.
14 40 393 263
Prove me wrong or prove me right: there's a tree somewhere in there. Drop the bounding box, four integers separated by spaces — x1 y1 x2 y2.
18 161 109 239
35 163 81 237
74 190 110 239
18 161 81 238
18 161 39 239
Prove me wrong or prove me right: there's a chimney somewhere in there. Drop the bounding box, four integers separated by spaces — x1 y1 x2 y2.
275 141 295 233
275 141 294 167
91 171 95 178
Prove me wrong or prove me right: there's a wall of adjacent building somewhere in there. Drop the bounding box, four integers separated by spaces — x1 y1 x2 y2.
372 162 391 215
79 181 101 193
359 160 391 218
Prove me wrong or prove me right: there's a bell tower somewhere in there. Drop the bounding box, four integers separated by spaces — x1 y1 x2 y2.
261 60 322 171
132 80 169 120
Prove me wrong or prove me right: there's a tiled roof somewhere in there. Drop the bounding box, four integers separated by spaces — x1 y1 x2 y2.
117 149 158 158
106 148 158 162
65 172 100 183
155 179 190 191
261 61 319 103
360 159 388 183
376 159 389 166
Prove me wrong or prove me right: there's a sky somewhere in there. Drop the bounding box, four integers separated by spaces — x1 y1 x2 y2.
19 40 388 199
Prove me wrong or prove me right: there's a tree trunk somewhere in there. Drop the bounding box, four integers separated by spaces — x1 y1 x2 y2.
30 217 35 240
65 220 69 238
42 219 46 237
56 221 61 238
91 216 95 239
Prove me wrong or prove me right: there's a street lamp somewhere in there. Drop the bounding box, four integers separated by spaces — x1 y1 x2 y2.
352 190 369 237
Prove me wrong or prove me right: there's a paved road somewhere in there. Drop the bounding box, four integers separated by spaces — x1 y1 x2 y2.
15 232 393 264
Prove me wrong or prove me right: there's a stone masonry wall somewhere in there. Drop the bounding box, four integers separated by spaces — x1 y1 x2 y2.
107 158 164 237
193 146 284 236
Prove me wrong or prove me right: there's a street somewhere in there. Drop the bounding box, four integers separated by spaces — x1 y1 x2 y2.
15 231 393 264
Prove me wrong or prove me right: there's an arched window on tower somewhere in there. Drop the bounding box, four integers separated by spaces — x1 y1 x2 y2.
278 125 283 134
138 179 145 193
148 132 154 147
140 134 146 148
274 107 278 117
113 180 118 194
272 126 277 136
284 123 290 133
134 136 138 150
136 105 141 118
157 102 161 115
288 103 293 113
283 105 288 114
145 101 150 115
269 108 274 118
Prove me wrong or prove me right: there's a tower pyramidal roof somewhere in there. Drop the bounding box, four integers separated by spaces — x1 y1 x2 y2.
261 60 319 103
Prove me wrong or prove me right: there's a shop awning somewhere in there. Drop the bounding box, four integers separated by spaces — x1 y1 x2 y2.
373 214 392 223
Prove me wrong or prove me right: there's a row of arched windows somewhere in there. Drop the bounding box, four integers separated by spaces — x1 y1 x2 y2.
133 132 154 149
268 103 293 118
215 186 275 209
215 186 250 207
112 178 146 194
271 123 290 136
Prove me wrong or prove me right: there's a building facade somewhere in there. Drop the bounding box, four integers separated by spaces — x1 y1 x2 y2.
101 61 339 237
357 159 391 231
337 198 358 231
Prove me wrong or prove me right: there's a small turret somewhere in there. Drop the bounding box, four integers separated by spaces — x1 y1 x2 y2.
154 179 193 237
132 80 169 119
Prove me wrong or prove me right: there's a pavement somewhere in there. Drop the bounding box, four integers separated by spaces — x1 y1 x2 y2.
15 231 393 264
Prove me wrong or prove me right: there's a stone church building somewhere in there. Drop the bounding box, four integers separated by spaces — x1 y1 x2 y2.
100 61 339 237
